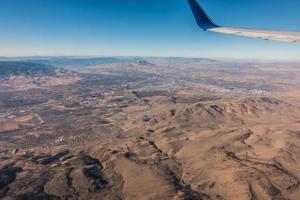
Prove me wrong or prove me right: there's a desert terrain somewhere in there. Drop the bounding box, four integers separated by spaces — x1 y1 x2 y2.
0 57 300 200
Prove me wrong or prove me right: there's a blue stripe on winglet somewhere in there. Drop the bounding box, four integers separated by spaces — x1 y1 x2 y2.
187 0 219 30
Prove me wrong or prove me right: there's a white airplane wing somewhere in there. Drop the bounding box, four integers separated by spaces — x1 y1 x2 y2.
188 0 300 43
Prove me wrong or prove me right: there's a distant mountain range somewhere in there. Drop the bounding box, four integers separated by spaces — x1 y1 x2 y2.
0 56 211 68
0 57 129 67
0 56 215 78
0 61 56 76
25 57 124 67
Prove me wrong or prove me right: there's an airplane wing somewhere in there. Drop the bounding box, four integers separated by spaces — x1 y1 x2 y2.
187 0 300 43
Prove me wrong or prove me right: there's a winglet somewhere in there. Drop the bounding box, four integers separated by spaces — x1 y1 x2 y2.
187 0 219 30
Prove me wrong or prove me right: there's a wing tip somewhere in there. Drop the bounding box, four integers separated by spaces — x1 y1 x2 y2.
187 0 219 30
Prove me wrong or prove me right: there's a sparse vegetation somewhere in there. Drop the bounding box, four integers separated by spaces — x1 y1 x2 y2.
1 57 300 199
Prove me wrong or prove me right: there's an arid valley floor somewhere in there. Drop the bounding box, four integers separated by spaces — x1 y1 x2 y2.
0 57 300 200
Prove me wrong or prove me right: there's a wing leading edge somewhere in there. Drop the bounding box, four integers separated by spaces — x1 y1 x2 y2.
187 0 300 44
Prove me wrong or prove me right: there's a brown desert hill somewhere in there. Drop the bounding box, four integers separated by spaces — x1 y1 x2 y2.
122 96 299 134
1 97 300 199
116 95 300 200
1 85 300 200
1 59 300 200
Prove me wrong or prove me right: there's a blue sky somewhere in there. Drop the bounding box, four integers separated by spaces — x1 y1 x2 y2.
0 0 300 59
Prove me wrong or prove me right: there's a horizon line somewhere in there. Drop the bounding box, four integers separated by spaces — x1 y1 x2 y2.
1 55 300 62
